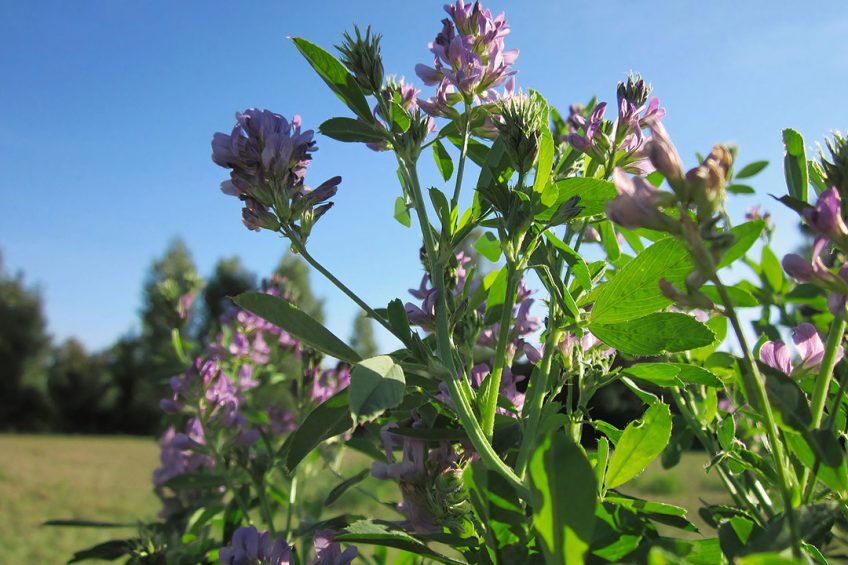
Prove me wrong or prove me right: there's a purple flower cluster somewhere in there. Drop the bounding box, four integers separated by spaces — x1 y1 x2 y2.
783 188 848 317
367 77 436 152
607 125 734 231
566 93 666 175
152 422 215 518
371 415 471 533
760 323 843 377
313 529 358 565
416 1 518 115
212 109 340 235
308 363 352 404
219 526 292 565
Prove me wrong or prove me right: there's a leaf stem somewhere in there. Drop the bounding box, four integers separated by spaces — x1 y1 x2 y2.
283 230 394 336
450 103 472 209
801 317 846 499
515 326 558 478
709 263 803 556
401 157 529 499
479 263 519 439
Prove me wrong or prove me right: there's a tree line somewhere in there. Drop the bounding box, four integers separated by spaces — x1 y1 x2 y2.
0 240 377 435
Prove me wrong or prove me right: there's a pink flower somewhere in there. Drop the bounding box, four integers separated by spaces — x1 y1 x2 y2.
759 323 842 376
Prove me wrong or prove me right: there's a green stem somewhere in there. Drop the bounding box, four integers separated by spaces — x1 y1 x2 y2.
284 472 298 541
682 215 800 556
480 263 519 439
450 103 472 209
401 157 529 499
801 317 846 500
712 274 802 556
284 233 394 336
515 327 558 478
809 318 846 428
670 389 769 523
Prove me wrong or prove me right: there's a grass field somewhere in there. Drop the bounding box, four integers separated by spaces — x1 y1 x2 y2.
0 435 728 563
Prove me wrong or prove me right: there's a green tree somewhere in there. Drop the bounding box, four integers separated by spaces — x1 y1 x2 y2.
47 338 114 432
274 253 325 322
141 238 202 355
0 255 51 430
350 311 378 358
200 256 256 338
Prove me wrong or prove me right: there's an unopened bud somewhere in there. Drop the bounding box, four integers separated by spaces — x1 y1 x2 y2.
496 91 547 174
337 26 384 94
617 72 652 109
818 132 848 193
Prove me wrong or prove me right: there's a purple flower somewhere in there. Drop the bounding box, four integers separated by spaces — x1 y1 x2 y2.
219 526 292 565
803 187 848 245
416 1 518 108
310 364 351 404
759 323 843 376
645 123 685 186
565 102 608 159
783 237 848 293
314 530 358 565
607 169 669 231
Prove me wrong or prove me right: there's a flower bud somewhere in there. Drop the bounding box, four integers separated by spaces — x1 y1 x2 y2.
617 72 652 110
607 169 674 231
336 26 384 94
646 125 686 193
818 131 848 193
687 144 732 216
495 91 547 174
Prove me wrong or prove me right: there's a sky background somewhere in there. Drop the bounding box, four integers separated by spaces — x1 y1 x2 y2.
1 0 847 352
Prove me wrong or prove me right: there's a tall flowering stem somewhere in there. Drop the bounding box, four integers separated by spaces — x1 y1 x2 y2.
802 317 847 501
399 157 528 498
479 262 519 439
450 102 473 209
681 214 803 558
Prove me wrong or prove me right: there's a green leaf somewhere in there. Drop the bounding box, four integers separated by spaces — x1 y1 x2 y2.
325 469 371 506
701 284 759 307
717 220 766 269
727 184 755 194
760 363 811 432
319 117 384 143
718 416 736 452
605 402 673 489
591 313 716 355
234 292 361 364
163 472 226 490
543 230 591 290
282 389 353 471
292 37 371 121
529 430 597 564
68 540 136 564
389 101 411 132
337 520 465 564
432 139 454 182
782 128 808 203
761 246 785 292
43 519 135 528
349 355 406 420
474 231 502 262
545 177 617 219
598 219 620 261
623 363 722 388
393 196 411 227
533 128 554 194
736 160 769 179
591 238 693 324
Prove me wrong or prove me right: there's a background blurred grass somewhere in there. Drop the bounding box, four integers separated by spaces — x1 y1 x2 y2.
0 435 729 563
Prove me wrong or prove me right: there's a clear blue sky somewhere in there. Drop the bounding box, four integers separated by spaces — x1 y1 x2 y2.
1 1 846 351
